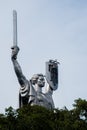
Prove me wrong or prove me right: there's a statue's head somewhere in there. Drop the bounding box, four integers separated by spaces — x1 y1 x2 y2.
31 74 45 87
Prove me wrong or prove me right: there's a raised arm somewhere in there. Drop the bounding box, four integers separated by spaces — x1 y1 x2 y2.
11 46 28 86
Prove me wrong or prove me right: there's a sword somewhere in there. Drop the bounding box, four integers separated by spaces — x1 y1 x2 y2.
13 10 17 46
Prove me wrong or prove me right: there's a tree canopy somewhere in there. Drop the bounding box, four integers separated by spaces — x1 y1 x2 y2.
0 98 87 130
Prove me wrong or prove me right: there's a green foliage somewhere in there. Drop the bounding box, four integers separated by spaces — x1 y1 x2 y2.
73 98 87 120
0 98 87 130
16 105 53 130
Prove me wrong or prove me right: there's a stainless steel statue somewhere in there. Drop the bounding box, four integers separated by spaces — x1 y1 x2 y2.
11 10 59 109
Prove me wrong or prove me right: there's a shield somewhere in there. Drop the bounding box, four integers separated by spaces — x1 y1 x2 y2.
46 60 59 91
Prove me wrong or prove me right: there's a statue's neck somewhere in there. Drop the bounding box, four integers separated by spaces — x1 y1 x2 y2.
34 84 42 93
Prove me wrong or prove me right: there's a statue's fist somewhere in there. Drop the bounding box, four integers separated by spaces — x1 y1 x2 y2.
11 46 19 60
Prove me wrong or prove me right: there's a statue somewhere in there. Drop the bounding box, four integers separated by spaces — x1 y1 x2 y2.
11 10 59 109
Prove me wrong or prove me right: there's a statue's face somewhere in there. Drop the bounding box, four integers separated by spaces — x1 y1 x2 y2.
37 75 45 87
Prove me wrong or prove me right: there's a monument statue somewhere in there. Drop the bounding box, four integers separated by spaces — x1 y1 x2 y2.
11 10 59 109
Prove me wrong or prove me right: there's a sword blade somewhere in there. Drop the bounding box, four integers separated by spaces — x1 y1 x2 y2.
13 10 17 46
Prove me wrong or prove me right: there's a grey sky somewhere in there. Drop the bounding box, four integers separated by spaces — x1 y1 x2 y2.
0 0 87 113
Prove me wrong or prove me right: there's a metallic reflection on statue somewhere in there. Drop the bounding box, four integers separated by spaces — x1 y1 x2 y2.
11 46 59 109
11 10 59 109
